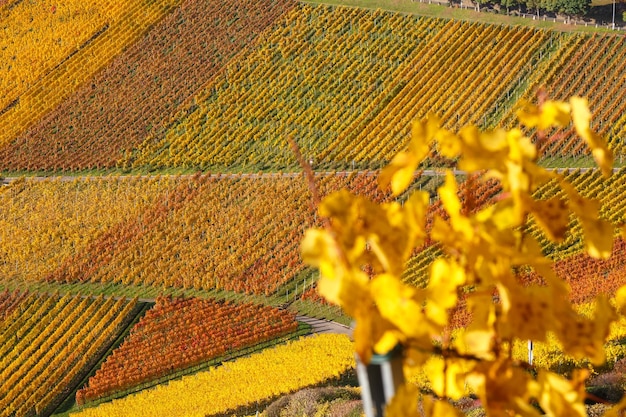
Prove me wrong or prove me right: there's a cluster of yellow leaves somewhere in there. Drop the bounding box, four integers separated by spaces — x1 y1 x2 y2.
71 334 355 417
302 96 626 416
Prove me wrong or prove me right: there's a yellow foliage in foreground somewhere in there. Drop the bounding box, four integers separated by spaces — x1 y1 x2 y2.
407 311 626 392
71 334 355 417
302 96 626 416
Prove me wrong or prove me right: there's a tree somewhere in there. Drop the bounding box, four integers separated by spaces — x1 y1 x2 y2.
473 0 492 12
523 0 542 16
557 0 590 16
499 0 520 14
540 0 560 13
302 96 626 416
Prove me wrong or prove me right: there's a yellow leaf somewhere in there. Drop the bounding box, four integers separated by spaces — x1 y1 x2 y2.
461 329 495 360
379 116 441 195
456 126 509 172
540 100 571 129
426 258 465 326
516 99 570 130
378 151 419 196
469 359 539 416
354 306 401 361
424 357 472 401
516 100 542 128
476 200 516 231
301 229 342 281
371 273 430 340
529 197 570 242
436 128 461 158
457 293 496 360
353 311 376 364
318 189 354 220
554 296 616 365
580 216 613 260
537 371 586 417
496 279 555 342
385 384 420 417
570 96 592 130
320 268 369 316
479 127 508 152
570 96 613 177
439 171 461 218
374 329 402 355
403 190 429 245
507 127 537 162
561 182 614 259
421 396 464 417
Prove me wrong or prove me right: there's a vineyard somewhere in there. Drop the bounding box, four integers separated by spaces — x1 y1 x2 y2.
0 0 625 415
0 291 137 417
72 334 355 417
76 297 298 405
1 4 625 173
0 0 294 171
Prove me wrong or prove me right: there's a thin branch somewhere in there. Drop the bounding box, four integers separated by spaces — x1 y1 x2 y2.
288 136 326 225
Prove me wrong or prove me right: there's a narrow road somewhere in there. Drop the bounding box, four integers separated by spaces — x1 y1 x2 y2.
297 315 353 339
1 167 617 185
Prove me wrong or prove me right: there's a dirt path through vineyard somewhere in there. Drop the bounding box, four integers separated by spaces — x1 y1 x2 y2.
296 315 354 339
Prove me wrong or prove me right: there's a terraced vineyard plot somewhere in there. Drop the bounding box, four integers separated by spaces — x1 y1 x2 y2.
46 172 385 295
0 0 624 413
0 173 382 295
325 22 552 165
72 334 355 417
2 3 623 173
0 176 178 283
128 4 447 170
500 33 626 157
0 0 295 171
0 292 137 417
77 296 298 404
0 0 182 150
46 174 314 293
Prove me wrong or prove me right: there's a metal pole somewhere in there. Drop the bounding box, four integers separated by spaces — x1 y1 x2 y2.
612 0 616 29
357 345 405 417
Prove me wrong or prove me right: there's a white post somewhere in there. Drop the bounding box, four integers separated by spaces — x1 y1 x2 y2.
612 0 616 29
